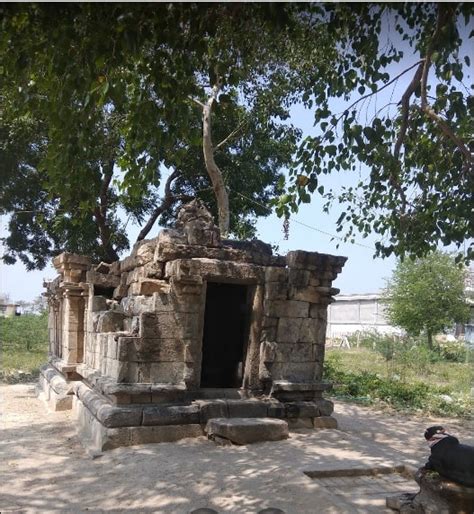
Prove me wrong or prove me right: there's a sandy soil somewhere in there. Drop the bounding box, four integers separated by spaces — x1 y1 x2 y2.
1 383 472 514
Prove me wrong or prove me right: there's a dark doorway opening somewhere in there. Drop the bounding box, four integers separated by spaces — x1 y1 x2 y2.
200 282 251 388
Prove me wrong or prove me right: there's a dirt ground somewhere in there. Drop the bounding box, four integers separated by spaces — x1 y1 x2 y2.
1 383 472 514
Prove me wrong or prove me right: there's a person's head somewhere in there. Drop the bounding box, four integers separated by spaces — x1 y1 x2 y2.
424 426 445 440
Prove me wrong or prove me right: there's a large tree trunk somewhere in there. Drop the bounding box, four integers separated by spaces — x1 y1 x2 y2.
202 84 230 237
426 329 433 350
94 160 119 262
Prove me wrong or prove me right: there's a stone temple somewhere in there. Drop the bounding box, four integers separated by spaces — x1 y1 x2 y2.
38 200 347 450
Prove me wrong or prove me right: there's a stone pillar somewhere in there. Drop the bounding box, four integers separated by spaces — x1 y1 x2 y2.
61 285 86 365
51 253 92 374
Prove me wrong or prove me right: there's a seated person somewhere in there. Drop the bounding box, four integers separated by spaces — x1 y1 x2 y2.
424 426 474 487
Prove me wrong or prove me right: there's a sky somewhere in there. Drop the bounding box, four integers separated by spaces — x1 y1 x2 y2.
1 10 472 303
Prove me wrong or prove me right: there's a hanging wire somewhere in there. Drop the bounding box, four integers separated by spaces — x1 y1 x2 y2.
233 190 375 251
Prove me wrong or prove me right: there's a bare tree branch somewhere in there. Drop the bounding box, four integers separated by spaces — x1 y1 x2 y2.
418 5 472 171
94 160 119 261
135 169 192 242
188 96 205 109
214 120 248 152
338 60 424 126
393 63 424 160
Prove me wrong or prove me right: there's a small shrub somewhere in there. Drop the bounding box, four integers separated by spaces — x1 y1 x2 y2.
438 341 467 362
324 348 473 418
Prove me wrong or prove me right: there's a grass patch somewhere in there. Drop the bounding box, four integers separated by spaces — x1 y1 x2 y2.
0 313 48 382
324 346 473 418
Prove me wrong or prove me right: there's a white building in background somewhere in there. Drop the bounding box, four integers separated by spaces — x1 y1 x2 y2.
0 302 19 317
327 293 401 339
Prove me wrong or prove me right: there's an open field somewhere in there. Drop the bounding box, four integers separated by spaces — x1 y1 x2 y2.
325 347 473 418
0 313 48 382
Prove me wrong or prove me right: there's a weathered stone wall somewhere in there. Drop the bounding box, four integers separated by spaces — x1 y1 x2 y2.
41 200 347 448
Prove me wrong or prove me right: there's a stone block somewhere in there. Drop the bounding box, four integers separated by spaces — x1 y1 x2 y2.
106 335 119 360
120 255 145 273
288 269 310 288
262 317 278 329
150 362 184 383
299 318 319 343
97 311 125 332
86 271 120 289
286 250 321 270
265 267 288 283
121 295 155 315
226 400 268 418
261 325 277 342
126 337 185 362
264 300 309 318
267 400 286 418
142 404 200 426
143 261 164 279
97 403 143 428
166 258 264 284
274 343 313 363
126 267 146 285
128 424 203 446
312 416 338 429
157 228 187 246
132 239 157 263
276 318 303 343
206 418 289 445
105 359 129 382
113 284 128 300
151 384 188 404
109 260 121 276
264 281 287 300
284 401 320 418
184 341 200 363
260 341 277 363
197 400 228 423
313 398 334 416
128 279 170 296
313 342 325 362
139 311 199 340
127 362 151 383
270 362 315 382
289 286 322 304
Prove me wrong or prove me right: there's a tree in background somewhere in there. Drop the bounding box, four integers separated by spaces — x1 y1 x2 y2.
383 252 469 349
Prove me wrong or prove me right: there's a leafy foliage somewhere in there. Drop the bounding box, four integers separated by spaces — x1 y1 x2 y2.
0 313 48 381
0 4 307 267
382 251 469 347
286 3 473 262
324 347 473 418
1 4 472 268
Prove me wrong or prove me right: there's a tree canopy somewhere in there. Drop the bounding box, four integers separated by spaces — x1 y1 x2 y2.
287 3 473 262
1 3 472 269
382 251 469 348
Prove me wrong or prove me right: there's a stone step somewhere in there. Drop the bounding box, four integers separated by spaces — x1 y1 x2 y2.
205 417 289 445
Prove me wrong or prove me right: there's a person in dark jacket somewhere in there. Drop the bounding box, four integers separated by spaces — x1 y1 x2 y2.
424 426 474 487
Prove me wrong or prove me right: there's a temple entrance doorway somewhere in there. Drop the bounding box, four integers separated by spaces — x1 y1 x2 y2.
200 282 251 388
